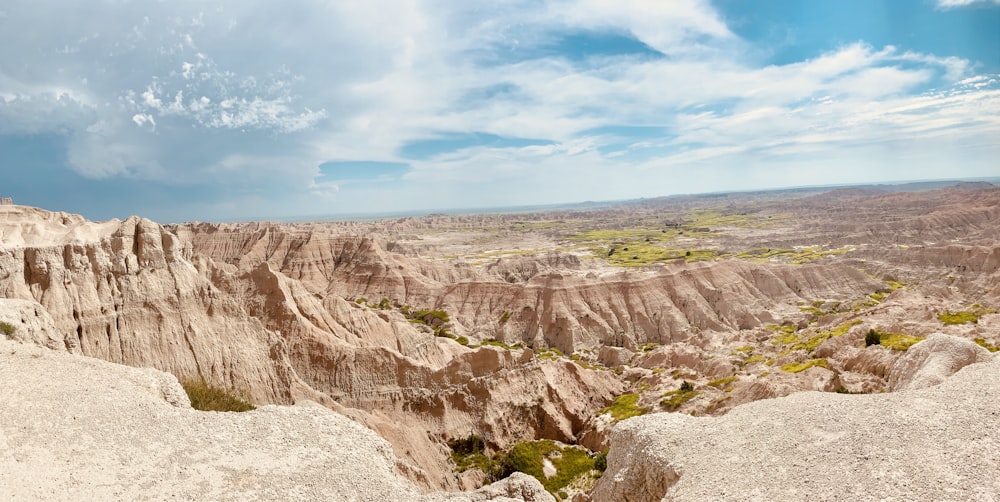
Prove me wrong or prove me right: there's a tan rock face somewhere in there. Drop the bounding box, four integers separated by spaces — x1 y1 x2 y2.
0 205 621 490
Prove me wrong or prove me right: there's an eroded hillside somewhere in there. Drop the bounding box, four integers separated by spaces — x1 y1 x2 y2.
2 183 999 498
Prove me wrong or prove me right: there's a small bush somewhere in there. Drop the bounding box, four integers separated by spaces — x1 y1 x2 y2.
594 450 608 472
865 329 881 347
0 321 15 339
181 379 255 412
679 380 694 392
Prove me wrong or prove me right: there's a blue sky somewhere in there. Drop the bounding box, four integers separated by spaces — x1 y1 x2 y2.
1 0 998 222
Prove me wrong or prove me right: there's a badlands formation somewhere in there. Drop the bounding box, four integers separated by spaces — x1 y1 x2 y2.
1 182 998 500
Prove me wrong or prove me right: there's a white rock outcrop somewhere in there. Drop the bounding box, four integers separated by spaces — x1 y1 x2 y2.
0 339 553 501
887 332 992 391
592 351 999 501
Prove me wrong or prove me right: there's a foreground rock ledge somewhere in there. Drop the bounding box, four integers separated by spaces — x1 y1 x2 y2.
592 350 1000 501
0 340 552 502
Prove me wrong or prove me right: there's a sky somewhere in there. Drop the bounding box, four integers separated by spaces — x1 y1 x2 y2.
1 0 998 222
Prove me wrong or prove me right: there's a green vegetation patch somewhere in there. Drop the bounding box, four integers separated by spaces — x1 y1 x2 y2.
478 338 524 350
791 319 862 353
449 435 494 474
780 359 829 373
181 379 255 412
598 242 718 267
974 338 1000 353
404 307 453 338
600 393 647 422
744 354 767 365
707 376 738 390
536 347 564 361
0 321 15 339
938 305 996 325
730 246 850 265
771 330 800 346
881 333 924 351
496 440 596 494
866 330 925 351
661 381 699 410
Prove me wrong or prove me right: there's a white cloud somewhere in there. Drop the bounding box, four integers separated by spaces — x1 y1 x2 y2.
0 0 997 219
937 0 1000 7
131 113 156 130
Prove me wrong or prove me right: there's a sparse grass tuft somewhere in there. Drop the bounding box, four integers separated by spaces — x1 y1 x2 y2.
181 379 255 412
878 333 925 351
0 321 15 339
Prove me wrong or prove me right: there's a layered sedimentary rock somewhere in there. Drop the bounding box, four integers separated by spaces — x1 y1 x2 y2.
0 205 619 489
2 184 998 497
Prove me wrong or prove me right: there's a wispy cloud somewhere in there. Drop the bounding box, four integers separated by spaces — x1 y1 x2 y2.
937 0 1000 8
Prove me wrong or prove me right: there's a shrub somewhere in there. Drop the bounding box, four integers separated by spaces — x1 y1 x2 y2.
594 450 608 472
0 321 15 339
181 379 255 412
679 380 694 392
865 329 881 347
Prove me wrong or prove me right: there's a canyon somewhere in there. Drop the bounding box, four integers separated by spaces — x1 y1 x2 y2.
1 182 998 500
